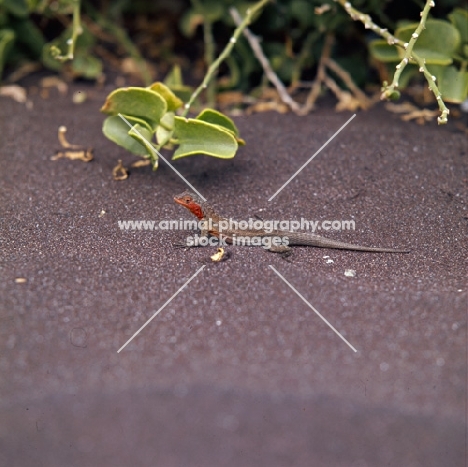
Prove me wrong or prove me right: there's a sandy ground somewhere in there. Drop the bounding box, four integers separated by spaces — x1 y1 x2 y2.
0 83 466 466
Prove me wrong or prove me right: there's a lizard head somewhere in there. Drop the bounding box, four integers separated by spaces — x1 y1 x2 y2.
174 191 205 219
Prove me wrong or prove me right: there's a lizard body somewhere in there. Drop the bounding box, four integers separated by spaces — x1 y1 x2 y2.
174 191 409 254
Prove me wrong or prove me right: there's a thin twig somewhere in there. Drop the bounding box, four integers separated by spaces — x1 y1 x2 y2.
203 19 216 107
384 0 433 95
299 33 335 115
192 0 216 107
182 0 270 117
51 0 81 62
227 15 360 116
322 74 362 111
325 58 371 109
229 7 301 113
333 0 449 124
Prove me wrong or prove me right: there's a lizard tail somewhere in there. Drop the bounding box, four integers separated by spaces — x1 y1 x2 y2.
295 237 410 253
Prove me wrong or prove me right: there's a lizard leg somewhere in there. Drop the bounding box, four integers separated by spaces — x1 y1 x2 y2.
268 245 293 258
172 230 210 249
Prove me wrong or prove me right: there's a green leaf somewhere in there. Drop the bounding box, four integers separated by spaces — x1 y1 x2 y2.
128 125 159 169
0 29 15 79
166 85 193 104
173 117 238 160
195 109 239 135
148 82 183 112
100 87 167 129
195 108 245 145
164 64 184 87
163 64 193 102
369 39 400 62
156 112 175 146
427 65 468 103
448 8 468 45
102 115 154 156
72 53 102 79
395 19 460 65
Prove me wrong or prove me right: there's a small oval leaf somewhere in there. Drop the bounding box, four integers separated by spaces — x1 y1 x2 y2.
427 65 468 103
103 115 153 156
148 82 183 112
156 112 175 146
173 117 238 160
195 108 239 136
369 39 400 62
100 87 167 128
396 19 460 65
72 53 102 79
448 9 468 45
128 125 159 169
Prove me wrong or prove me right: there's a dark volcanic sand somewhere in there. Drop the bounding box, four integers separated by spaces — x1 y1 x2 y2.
0 83 466 466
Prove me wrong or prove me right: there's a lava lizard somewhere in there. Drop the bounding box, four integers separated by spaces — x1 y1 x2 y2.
174 191 410 254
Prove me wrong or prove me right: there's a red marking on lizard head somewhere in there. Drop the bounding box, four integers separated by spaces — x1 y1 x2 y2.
174 191 205 220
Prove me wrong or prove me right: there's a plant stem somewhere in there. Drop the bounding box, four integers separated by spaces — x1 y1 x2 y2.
203 19 216 107
191 0 217 106
382 0 432 95
182 0 270 117
53 0 82 61
325 58 371 108
333 0 450 124
301 33 334 114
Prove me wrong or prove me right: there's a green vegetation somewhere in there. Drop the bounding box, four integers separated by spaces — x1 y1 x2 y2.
370 9 468 104
100 79 244 168
0 0 102 79
0 0 466 166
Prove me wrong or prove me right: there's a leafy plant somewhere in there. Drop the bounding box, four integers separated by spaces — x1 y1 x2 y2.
370 9 468 103
334 0 466 123
100 78 244 170
0 0 103 80
179 0 387 91
99 0 272 169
